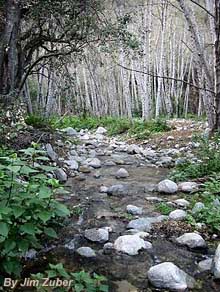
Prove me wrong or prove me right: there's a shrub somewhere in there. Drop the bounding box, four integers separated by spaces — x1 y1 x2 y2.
31 263 109 292
155 202 175 215
0 144 70 277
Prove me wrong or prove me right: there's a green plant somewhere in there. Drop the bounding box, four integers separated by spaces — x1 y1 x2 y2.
170 135 220 181
0 144 70 277
31 263 109 292
155 202 175 215
25 114 52 129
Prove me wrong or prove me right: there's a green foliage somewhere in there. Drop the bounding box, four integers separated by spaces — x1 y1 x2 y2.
170 135 220 181
0 144 70 276
186 178 220 232
31 263 109 292
47 115 170 138
25 115 52 129
155 202 175 215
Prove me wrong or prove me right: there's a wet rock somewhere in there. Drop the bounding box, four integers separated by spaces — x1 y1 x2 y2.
176 233 206 249
96 127 107 135
62 127 78 136
85 158 101 168
104 160 116 166
148 262 195 291
54 168 67 182
174 199 190 208
107 184 128 196
178 182 198 193
84 228 109 243
115 168 129 179
213 243 220 279
198 258 212 272
46 143 58 161
158 179 178 194
76 247 96 258
169 209 187 221
126 205 142 215
192 202 205 214
114 235 147 255
128 216 167 232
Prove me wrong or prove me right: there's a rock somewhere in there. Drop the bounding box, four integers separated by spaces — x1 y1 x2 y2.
62 127 78 136
24 249 37 260
85 158 101 168
81 134 90 140
213 243 220 279
145 196 163 202
156 156 172 166
158 179 178 194
148 262 195 291
178 182 198 193
79 165 91 173
192 202 205 214
127 145 141 154
169 209 187 221
107 184 128 196
46 143 58 161
100 186 108 193
54 168 67 182
96 127 107 135
103 242 114 250
116 168 129 179
76 247 96 258
174 199 190 208
198 258 212 272
167 136 174 141
128 216 167 232
114 235 147 255
125 229 150 238
64 159 79 170
126 205 142 215
176 233 206 249
84 228 109 243
64 239 75 250
94 171 101 178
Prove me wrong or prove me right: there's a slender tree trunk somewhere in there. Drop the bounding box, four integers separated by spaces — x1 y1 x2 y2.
0 0 22 105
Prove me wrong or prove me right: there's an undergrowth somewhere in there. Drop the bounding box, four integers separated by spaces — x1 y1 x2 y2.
25 114 171 139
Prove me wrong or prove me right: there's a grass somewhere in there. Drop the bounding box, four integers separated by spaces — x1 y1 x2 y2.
25 114 171 139
155 202 175 215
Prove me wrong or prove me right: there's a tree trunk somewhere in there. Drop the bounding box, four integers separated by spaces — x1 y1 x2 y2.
215 0 220 130
0 0 22 105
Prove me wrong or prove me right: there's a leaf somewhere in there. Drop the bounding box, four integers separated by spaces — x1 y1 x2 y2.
18 240 29 252
44 227 58 238
0 207 12 215
7 165 21 173
38 211 52 223
3 259 22 276
99 285 109 292
0 222 9 237
54 202 70 217
38 165 57 172
74 284 84 292
36 156 50 161
20 223 36 235
13 206 24 218
3 239 16 254
39 186 52 199
20 166 39 175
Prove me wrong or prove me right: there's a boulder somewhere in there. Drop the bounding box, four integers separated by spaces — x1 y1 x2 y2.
174 199 190 208
84 228 109 243
198 258 212 272
54 168 67 182
62 127 78 136
178 182 198 193
213 243 220 279
116 168 129 179
85 158 101 168
128 216 167 232
148 262 195 291
46 143 58 161
126 205 143 215
158 179 178 194
169 209 187 221
96 127 107 135
107 184 128 196
64 159 79 170
76 247 96 258
114 235 149 255
176 233 206 249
